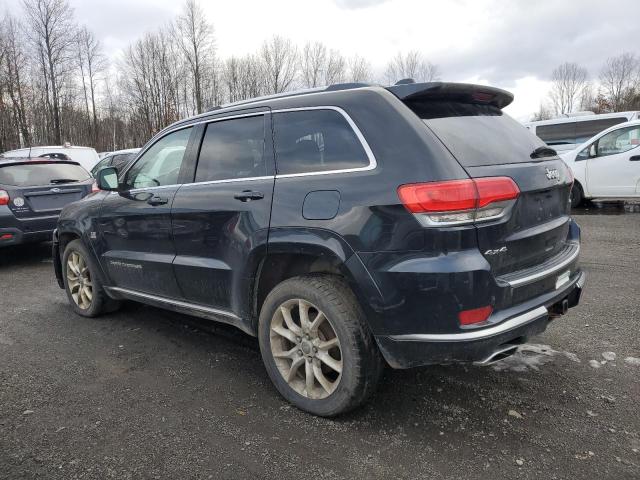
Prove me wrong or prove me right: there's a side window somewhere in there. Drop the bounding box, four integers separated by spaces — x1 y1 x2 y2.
195 115 266 182
536 122 576 147
595 126 640 157
273 109 369 175
575 118 627 144
125 127 192 189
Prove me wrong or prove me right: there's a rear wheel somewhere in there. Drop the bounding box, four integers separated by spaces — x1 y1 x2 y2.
62 239 120 317
570 182 584 208
258 275 383 417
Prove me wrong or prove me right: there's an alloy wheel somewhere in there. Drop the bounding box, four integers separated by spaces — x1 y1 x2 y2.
269 298 343 399
66 251 93 310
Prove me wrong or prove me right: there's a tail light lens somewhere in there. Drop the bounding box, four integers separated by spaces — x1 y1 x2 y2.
397 177 519 226
91 180 100 193
0 190 9 206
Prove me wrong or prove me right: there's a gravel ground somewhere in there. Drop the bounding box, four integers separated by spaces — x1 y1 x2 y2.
0 204 639 479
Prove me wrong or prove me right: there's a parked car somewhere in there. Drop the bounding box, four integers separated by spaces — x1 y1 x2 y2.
1 145 100 172
0 158 94 247
52 82 584 416
90 148 141 177
524 111 639 152
560 120 640 206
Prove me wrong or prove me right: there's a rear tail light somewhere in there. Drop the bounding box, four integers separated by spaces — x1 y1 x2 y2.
0 233 13 240
0 190 9 206
91 180 100 193
459 305 493 326
397 177 519 226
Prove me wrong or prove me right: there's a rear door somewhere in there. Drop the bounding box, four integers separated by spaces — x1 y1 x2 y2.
171 111 274 315
586 124 640 196
97 126 195 298
412 99 573 275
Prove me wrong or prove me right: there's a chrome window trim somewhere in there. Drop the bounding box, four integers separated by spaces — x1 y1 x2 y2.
106 286 240 320
123 105 377 189
181 175 273 188
388 306 548 343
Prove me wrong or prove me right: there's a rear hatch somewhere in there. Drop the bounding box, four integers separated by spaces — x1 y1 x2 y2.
0 161 93 220
390 83 573 276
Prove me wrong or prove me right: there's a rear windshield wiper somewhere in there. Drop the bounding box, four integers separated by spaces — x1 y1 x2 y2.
530 146 558 159
50 178 80 184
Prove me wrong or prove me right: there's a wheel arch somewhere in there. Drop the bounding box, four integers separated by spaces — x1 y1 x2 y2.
250 228 383 334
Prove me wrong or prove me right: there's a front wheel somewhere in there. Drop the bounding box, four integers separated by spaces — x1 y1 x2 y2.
62 239 121 317
258 275 383 417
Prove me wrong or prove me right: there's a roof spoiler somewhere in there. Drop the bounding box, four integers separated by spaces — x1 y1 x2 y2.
386 82 514 109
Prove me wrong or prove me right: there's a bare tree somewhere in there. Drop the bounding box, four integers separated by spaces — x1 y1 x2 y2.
77 26 107 145
347 55 372 83
324 49 346 85
548 62 589 115
22 0 77 144
599 52 639 111
261 35 298 94
531 103 553 121
174 0 215 114
301 41 327 88
385 51 441 84
1 15 31 146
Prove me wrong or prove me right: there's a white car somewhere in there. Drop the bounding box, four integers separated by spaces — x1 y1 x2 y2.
0 145 100 172
561 120 640 206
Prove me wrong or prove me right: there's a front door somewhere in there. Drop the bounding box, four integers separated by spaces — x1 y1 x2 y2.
587 124 640 197
171 112 274 316
97 126 195 297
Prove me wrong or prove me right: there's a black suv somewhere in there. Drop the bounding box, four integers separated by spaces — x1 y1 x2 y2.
53 82 584 416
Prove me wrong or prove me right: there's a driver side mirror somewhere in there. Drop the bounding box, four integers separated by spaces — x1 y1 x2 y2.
96 167 119 191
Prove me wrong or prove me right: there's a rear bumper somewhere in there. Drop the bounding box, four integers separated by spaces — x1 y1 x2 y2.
0 208 58 247
376 270 585 369
0 226 54 246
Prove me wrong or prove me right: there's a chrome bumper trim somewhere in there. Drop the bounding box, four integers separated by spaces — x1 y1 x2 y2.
389 306 548 343
502 243 580 288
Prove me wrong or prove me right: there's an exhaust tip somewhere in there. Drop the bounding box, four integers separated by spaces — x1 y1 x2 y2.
474 344 519 366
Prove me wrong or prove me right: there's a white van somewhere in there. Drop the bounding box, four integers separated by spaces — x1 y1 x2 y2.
524 111 640 152
0 145 100 172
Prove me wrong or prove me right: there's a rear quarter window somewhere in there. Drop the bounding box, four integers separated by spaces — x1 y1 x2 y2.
273 109 370 175
0 163 91 186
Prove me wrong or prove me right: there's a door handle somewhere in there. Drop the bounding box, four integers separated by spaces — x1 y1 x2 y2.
629 155 640 161
147 195 168 206
234 190 264 202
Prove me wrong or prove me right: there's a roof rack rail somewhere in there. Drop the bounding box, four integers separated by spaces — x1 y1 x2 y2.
205 83 375 113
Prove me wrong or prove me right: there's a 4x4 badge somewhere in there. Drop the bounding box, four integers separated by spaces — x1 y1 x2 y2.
545 168 560 180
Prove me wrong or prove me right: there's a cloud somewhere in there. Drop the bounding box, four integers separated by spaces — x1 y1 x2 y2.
332 0 390 9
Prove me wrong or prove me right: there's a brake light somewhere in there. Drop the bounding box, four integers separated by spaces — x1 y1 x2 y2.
397 177 519 226
0 190 9 206
91 180 100 193
459 305 493 326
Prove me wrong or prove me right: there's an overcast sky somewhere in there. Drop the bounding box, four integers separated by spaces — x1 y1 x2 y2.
3 0 638 120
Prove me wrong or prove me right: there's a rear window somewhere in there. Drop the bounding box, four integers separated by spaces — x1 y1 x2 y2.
273 109 369 175
0 162 90 186
411 101 547 167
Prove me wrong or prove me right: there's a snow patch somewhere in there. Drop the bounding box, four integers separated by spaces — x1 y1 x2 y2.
624 356 640 366
491 344 557 372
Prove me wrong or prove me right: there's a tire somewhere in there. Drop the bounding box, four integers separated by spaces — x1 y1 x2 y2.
62 239 121 317
258 274 383 417
570 182 584 208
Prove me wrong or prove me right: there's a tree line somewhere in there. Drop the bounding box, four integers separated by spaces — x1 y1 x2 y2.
533 53 640 121
0 0 441 154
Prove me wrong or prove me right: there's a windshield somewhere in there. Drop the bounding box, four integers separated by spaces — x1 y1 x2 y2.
0 162 91 186
410 101 549 167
